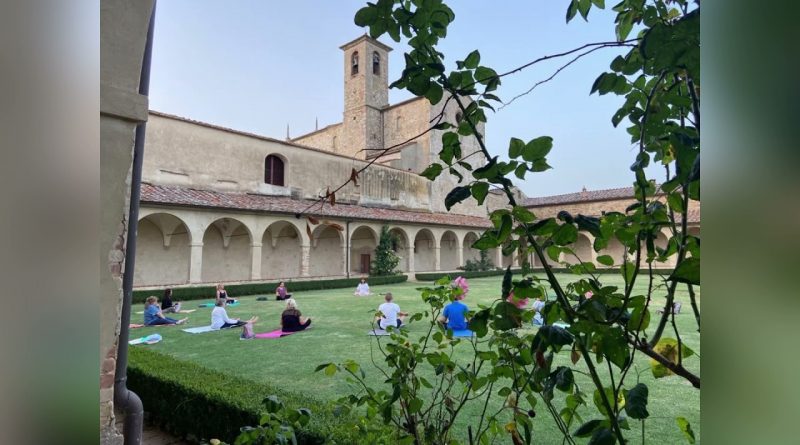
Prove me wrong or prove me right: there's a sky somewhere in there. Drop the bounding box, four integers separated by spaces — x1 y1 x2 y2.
149 0 660 198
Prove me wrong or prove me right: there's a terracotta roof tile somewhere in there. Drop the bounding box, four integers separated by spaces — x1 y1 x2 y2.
524 186 641 206
140 183 492 229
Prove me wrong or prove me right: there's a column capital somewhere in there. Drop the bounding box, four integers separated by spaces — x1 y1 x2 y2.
251 242 263 248
190 242 204 247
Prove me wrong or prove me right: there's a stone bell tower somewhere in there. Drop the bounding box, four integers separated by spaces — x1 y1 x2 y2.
340 35 392 159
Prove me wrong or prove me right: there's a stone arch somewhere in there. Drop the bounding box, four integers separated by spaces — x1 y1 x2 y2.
310 224 344 277
134 213 191 286
602 237 627 266
414 228 436 272
351 225 378 274
389 227 411 272
262 220 302 280
440 230 460 271
462 232 481 265
566 233 593 265
201 217 252 283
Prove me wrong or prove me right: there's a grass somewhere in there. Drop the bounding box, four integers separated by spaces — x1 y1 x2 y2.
131 274 700 444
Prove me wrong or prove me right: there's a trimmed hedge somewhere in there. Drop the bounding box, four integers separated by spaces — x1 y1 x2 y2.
415 267 674 282
132 274 408 305
128 348 393 444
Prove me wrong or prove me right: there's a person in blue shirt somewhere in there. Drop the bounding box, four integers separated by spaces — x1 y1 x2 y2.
143 296 187 326
438 293 470 331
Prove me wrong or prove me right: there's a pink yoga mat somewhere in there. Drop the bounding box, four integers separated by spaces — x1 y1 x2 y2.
254 329 296 339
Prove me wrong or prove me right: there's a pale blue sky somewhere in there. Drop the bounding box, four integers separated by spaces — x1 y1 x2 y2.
150 0 657 197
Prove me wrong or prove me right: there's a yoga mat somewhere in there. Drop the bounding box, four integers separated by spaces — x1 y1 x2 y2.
198 301 240 308
368 329 391 336
181 325 216 334
129 334 162 345
254 328 309 339
451 329 474 338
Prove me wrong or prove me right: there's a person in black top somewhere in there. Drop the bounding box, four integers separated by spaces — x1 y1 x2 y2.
216 283 237 304
280 298 311 332
161 288 181 313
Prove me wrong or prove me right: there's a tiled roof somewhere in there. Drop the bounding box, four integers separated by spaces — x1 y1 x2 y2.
524 186 641 206
140 183 492 229
686 209 700 224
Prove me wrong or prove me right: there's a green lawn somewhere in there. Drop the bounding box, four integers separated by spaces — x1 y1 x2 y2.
133 274 700 444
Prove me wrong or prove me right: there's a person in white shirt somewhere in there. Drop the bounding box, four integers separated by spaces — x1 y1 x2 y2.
210 298 257 330
354 278 371 296
375 292 408 330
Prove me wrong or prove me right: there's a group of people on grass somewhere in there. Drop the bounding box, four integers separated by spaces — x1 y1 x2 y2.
142 276 549 336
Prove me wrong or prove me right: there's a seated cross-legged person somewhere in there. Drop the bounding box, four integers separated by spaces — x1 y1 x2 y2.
275 281 292 301
438 293 470 332
280 298 312 332
211 298 257 330
144 296 187 326
354 278 371 296
375 292 408 330
161 288 181 313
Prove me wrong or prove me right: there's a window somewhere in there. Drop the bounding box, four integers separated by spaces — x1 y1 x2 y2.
351 51 359 75
372 51 380 75
264 155 285 186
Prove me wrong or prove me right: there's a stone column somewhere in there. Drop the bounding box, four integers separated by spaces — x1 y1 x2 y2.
434 246 441 271
301 244 311 277
342 245 348 276
189 242 203 283
408 249 415 273
495 247 503 268
456 244 464 269
512 252 520 268
250 242 262 280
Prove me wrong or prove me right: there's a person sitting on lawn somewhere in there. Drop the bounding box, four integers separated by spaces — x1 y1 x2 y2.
160 288 181 313
216 283 237 304
280 298 312 332
275 281 292 301
375 292 408 330
532 295 545 326
438 292 470 332
211 298 257 330
143 296 187 326
354 278 371 296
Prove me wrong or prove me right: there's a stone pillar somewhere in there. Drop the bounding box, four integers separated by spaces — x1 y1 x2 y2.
301 244 311 277
189 243 203 283
250 242 262 280
434 246 441 271
408 249 415 273
456 244 464 269
495 247 503 268
512 251 520 268
342 245 348 276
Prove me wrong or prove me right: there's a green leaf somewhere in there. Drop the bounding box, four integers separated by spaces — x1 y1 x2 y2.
577 0 591 20
554 367 574 392
591 0 605 8
588 428 615 445
445 186 471 210
425 82 444 105
420 163 443 181
471 182 489 205
575 214 602 237
263 395 284 413
512 206 535 223
324 363 338 376
536 325 574 351
473 156 499 180
676 417 696 444
514 164 527 180
408 398 423 414
624 384 649 419
468 308 490 337
566 0 578 23
475 66 497 85
508 137 525 159
552 224 578 246
596 255 614 266
492 301 523 331
620 261 635 284
574 419 603 437
354 6 378 26
650 338 696 378
463 50 480 69
522 136 553 161
669 257 700 285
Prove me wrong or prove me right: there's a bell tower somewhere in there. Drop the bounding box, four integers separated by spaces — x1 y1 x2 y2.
340 35 392 159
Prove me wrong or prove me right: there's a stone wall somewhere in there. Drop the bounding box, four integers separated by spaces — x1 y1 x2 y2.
383 97 430 165
291 123 342 154
144 113 432 210
527 195 701 221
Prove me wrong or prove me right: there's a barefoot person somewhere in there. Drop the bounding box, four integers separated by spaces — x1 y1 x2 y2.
354 278 371 296
161 288 181 313
280 298 312 332
375 292 408 330
143 296 187 326
211 298 257 330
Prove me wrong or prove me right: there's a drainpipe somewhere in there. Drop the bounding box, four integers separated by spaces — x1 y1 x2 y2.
115 3 156 445
346 220 351 279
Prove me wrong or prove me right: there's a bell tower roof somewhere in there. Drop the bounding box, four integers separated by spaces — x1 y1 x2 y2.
339 34 393 53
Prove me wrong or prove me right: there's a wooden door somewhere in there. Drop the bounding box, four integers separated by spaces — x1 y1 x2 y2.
360 254 371 274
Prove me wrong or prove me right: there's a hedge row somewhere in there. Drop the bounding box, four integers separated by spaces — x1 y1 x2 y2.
128 348 394 444
132 275 408 305
415 267 674 282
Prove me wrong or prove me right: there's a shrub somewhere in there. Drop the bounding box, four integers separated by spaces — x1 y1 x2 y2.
127 348 393 444
371 226 400 276
132 275 408 305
